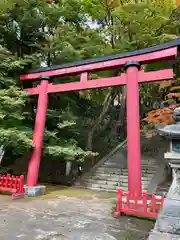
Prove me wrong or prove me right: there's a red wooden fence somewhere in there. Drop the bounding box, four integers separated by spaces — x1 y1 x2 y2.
114 188 164 219
0 174 25 200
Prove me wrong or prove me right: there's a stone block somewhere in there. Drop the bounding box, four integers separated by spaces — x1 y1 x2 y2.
148 231 180 240
160 198 180 218
155 214 180 235
24 185 46 197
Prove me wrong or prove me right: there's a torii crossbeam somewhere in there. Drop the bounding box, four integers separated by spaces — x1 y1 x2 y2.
20 38 180 196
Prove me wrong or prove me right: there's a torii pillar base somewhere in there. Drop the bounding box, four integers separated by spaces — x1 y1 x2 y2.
24 185 46 197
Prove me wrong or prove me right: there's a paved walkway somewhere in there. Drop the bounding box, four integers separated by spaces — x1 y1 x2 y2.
0 194 153 239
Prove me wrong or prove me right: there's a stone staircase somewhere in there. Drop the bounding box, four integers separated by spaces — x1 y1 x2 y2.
75 141 164 193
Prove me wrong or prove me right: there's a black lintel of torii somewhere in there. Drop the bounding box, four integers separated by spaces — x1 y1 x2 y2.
25 38 180 75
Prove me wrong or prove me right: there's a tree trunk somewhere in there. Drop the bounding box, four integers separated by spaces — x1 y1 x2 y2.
86 88 116 151
119 86 126 139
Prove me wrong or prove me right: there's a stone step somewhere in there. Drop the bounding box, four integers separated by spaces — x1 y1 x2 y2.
84 183 148 192
90 174 153 182
92 171 155 176
84 180 149 189
100 164 158 170
155 181 171 197
104 157 159 162
155 192 167 197
94 171 156 176
155 186 170 197
103 160 125 165
101 164 158 170
84 183 118 192
85 179 151 186
155 190 169 196
84 186 121 192
156 187 170 192
102 164 159 170
104 158 160 163
75 183 118 192
81 184 163 195
157 183 172 189
95 167 157 174
141 164 160 169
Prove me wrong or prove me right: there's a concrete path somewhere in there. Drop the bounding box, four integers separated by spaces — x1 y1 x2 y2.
0 193 153 240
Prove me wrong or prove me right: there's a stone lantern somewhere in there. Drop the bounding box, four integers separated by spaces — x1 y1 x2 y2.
148 107 180 239
158 107 180 199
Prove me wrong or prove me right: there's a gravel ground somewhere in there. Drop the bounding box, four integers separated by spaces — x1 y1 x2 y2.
0 193 153 240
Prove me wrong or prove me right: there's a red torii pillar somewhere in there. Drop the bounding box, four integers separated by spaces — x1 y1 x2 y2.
20 44 176 197
27 76 50 186
125 61 142 196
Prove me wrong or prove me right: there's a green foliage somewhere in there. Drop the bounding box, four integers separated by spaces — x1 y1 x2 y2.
82 0 176 52
43 106 99 161
0 46 33 154
0 0 101 162
45 144 97 162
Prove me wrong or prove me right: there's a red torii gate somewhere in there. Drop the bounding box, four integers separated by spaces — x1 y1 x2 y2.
20 39 179 197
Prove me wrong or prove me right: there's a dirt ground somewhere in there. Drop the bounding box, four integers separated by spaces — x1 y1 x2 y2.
0 186 154 240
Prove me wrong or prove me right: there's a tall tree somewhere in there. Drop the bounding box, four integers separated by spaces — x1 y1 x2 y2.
0 0 100 165
81 0 177 150
0 45 33 155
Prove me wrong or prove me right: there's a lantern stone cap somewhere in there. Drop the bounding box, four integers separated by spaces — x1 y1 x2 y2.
158 106 180 140
158 124 180 139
